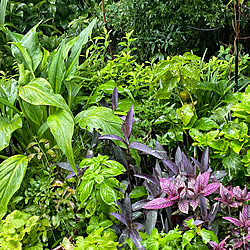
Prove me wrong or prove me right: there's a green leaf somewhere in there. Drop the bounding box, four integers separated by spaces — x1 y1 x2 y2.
22 100 44 126
100 183 115 205
200 229 218 244
0 155 28 219
85 197 96 218
177 104 194 126
0 114 22 151
102 160 126 176
19 78 70 113
0 0 8 25
194 118 219 131
79 179 94 204
65 18 96 79
130 186 147 199
47 109 76 173
182 230 196 247
48 39 66 94
75 106 123 136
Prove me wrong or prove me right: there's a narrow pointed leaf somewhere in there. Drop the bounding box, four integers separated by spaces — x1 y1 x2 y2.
143 198 175 209
110 212 128 226
48 39 66 94
65 18 96 79
129 142 163 159
129 229 146 250
47 109 76 173
121 105 134 141
98 134 125 144
0 155 28 219
112 86 118 111
201 147 209 171
223 217 242 227
208 202 219 223
162 159 178 175
199 195 207 219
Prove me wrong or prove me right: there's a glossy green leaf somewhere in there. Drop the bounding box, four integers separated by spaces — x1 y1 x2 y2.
200 229 218 244
0 0 8 25
19 78 70 113
0 114 22 151
48 39 65 94
85 197 96 218
0 155 28 219
65 18 96 79
79 179 94 204
129 186 147 199
102 160 126 176
22 100 44 126
177 104 194 126
194 118 219 131
47 109 76 173
75 106 123 136
100 183 115 205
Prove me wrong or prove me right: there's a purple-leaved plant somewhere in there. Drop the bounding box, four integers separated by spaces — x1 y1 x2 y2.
110 194 145 250
215 185 240 208
223 204 250 249
209 235 229 250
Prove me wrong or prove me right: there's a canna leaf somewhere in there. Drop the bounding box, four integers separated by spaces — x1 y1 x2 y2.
47 109 76 173
19 78 71 113
0 155 28 219
65 18 96 79
48 39 66 94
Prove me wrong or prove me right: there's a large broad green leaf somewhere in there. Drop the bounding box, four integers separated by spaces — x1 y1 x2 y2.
48 40 66 94
75 106 123 136
19 78 70 113
0 114 22 151
22 100 44 126
194 118 219 131
47 109 76 173
65 18 96 79
177 104 194 126
0 155 28 219
100 182 115 205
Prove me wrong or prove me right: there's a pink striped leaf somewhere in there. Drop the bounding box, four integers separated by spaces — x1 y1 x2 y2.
143 198 176 209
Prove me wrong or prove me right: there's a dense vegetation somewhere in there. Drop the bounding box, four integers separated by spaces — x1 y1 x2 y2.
0 0 249 249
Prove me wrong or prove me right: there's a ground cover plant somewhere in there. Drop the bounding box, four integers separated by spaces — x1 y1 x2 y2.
0 0 250 249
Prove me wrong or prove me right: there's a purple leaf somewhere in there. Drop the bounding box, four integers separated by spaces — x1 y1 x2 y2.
201 147 209 171
155 141 169 159
190 198 199 211
209 241 219 249
121 105 134 141
201 172 210 187
129 142 163 159
129 229 145 250
110 213 128 226
208 202 219 223
112 86 118 111
162 159 178 175
143 198 176 209
98 134 126 144
133 222 144 230
223 217 243 227
233 240 243 249
242 204 250 220
178 200 189 214
202 182 220 196
134 173 158 185
181 152 195 176
175 147 182 168
199 195 207 219
218 235 230 248
194 219 204 226
123 194 132 223
132 200 150 211
160 178 176 196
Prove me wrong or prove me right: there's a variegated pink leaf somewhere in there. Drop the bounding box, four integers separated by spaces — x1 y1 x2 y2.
202 182 220 196
242 204 250 220
201 172 210 186
160 178 176 196
178 199 189 214
143 198 176 209
223 217 243 227
233 240 243 249
209 241 219 249
218 235 230 248
195 174 203 193
190 198 199 211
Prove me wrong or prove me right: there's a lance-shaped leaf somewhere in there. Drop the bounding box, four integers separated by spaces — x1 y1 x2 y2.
129 142 163 159
19 78 71 113
222 217 242 227
162 159 178 175
65 18 96 79
98 134 126 144
47 109 76 173
202 183 220 196
0 114 22 151
48 39 66 94
143 198 175 209
112 86 118 111
0 155 28 219
121 105 134 143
